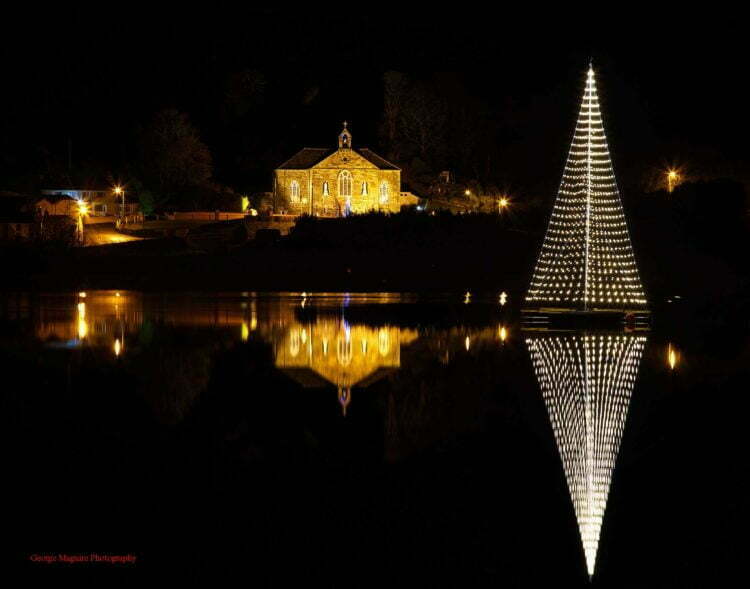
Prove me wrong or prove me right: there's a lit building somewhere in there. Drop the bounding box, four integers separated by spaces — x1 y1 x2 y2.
37 189 139 218
273 122 418 216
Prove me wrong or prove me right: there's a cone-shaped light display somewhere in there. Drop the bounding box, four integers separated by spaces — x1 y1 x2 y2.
525 66 647 311
526 332 647 577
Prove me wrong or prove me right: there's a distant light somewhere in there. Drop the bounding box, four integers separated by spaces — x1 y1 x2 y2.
668 343 678 370
241 322 249 342
666 169 681 193
465 336 470 351
113 185 123 195
79 291 87 298
464 291 471 304
499 291 508 306
114 338 122 356
498 326 507 342
465 189 471 196
241 196 250 212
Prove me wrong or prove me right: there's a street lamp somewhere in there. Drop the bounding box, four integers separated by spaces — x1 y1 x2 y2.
498 196 510 212
114 185 125 224
666 169 679 194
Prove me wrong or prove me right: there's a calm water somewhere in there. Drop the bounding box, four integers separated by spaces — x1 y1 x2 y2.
1 291 745 584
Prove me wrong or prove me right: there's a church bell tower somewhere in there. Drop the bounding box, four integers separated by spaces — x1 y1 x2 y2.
338 121 352 149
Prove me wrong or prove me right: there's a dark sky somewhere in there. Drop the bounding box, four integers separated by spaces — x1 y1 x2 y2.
2 7 747 196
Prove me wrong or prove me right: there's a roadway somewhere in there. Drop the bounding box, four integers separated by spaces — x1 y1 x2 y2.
83 223 144 246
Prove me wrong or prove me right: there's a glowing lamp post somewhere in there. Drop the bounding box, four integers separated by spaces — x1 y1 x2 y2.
114 186 125 225
666 170 679 194
498 197 509 213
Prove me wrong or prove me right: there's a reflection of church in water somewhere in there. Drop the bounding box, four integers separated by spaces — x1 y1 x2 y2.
274 319 418 415
525 332 647 579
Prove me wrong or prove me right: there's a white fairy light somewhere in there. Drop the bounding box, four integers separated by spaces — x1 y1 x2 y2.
525 332 647 578
525 66 647 311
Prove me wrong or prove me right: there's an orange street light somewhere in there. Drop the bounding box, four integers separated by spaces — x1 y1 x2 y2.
114 185 126 223
498 196 510 211
666 169 680 193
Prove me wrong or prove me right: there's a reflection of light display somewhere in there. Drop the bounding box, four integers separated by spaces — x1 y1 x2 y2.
114 338 121 356
498 325 507 343
525 66 647 311
526 332 647 578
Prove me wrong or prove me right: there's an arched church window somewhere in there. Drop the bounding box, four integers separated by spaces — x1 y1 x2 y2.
361 182 368 196
323 181 330 196
290 180 300 202
337 335 352 366
338 171 352 198
379 182 389 205
378 328 390 356
289 330 300 357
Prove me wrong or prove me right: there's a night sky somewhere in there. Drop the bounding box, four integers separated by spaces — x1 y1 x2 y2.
2 8 747 198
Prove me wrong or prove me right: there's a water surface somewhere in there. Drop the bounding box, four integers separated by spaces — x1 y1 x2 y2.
1 291 744 585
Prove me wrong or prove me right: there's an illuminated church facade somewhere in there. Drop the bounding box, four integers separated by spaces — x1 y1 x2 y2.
274 123 416 216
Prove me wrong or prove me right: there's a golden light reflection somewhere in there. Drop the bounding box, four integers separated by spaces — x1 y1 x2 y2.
667 343 679 370
241 322 249 342
275 319 417 416
498 325 507 343
465 336 470 351
464 291 471 304
114 338 121 356
77 302 87 339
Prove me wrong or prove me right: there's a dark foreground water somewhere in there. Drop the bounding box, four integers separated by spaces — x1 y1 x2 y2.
1 291 746 585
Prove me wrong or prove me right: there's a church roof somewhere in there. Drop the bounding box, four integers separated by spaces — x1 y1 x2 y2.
357 148 399 170
277 147 399 170
277 148 333 169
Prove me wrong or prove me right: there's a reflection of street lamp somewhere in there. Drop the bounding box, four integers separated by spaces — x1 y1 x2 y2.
76 199 89 244
666 169 679 194
667 343 679 370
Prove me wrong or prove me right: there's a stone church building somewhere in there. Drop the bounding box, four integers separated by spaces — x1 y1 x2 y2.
274 123 415 216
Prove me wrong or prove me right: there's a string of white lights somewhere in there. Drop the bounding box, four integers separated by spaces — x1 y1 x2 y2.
526 333 647 577
525 67 647 310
